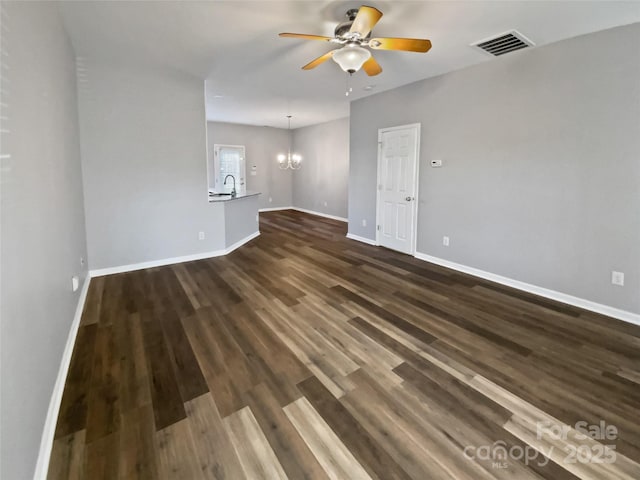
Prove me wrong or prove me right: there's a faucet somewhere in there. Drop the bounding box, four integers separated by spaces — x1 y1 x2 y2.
223 174 236 197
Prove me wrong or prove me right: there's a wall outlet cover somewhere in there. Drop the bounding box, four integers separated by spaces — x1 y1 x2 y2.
611 271 624 286
443 236 450 246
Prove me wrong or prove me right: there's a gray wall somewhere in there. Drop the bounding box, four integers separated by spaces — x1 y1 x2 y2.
293 117 349 219
349 24 640 314
207 122 292 210
79 62 225 270
0 3 88 479
225 196 260 247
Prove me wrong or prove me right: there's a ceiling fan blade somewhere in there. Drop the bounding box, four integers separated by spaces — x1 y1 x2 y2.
369 37 432 53
279 33 333 42
302 50 335 70
349 6 383 38
362 55 382 76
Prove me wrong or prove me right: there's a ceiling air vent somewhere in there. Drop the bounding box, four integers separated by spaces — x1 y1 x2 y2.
471 30 535 57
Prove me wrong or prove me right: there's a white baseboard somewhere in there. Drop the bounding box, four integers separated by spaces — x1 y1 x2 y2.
259 206 348 222
225 230 260 254
414 252 640 326
33 275 91 480
346 233 378 246
89 231 260 277
259 206 293 212
291 207 347 223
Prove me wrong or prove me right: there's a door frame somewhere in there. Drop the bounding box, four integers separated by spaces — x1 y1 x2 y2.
375 123 421 254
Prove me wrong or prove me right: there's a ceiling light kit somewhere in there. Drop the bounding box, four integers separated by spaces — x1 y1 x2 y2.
279 5 432 85
332 43 371 74
277 115 302 170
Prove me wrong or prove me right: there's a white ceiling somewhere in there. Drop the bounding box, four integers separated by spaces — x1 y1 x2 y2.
59 1 640 129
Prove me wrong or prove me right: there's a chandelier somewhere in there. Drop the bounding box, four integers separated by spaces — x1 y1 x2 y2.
277 115 302 170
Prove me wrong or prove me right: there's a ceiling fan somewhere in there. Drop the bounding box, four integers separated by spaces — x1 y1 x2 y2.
279 5 432 76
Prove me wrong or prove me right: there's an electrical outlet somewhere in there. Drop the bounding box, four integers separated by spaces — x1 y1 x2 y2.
323 201 328 207
198 231 205 240
269 197 273 203
71 276 79 292
443 236 450 246
362 219 367 227
611 271 624 286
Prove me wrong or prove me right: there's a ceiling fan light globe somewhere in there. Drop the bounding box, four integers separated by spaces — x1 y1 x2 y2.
332 45 371 73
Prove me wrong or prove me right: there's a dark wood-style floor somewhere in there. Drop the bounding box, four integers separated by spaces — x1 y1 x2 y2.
49 210 640 479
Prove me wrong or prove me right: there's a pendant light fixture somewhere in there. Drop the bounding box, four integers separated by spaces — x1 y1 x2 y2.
277 115 302 170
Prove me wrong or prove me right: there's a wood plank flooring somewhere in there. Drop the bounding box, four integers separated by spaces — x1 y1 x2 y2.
49 210 640 479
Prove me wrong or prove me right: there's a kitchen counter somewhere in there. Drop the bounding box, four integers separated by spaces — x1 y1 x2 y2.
207 191 261 250
209 191 261 203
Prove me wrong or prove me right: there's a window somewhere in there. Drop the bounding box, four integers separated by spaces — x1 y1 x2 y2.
209 144 246 194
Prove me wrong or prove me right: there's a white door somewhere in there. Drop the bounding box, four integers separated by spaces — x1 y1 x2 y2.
211 144 246 194
376 124 420 254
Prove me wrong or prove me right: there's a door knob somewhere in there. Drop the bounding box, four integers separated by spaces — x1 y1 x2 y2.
405 196 414 201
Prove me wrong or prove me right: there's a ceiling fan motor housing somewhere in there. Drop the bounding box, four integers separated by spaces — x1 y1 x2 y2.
334 8 372 40
346 8 359 20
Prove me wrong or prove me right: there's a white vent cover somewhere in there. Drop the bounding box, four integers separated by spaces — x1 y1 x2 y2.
471 30 535 57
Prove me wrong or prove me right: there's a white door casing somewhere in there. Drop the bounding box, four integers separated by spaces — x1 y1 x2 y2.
376 124 420 254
